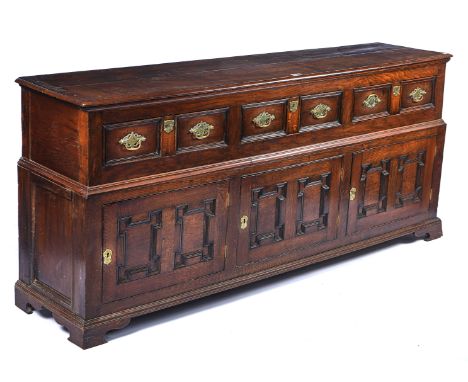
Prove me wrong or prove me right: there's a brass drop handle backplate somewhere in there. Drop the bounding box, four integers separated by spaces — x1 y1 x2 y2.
409 87 427 103
311 103 331 119
103 249 113 265
240 215 248 230
119 132 146 151
189 121 214 139
252 111 275 128
363 93 382 108
349 187 357 201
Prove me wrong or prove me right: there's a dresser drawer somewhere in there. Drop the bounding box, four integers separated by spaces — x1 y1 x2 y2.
241 99 287 142
175 108 228 152
353 84 391 121
400 77 435 110
104 118 161 165
299 91 342 131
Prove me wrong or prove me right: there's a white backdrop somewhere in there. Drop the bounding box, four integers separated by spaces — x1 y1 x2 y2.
1 1 467 381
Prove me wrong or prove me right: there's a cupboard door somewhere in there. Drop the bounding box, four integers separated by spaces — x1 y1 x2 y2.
102 181 228 303
237 156 343 265
347 137 436 234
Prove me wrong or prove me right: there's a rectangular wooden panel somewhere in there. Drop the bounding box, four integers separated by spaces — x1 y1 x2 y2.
353 84 391 121
29 92 87 182
32 178 73 301
347 136 436 234
299 91 342 131
102 181 228 303
401 77 435 110
241 99 287 142
104 118 161 165
176 108 228 152
237 155 343 266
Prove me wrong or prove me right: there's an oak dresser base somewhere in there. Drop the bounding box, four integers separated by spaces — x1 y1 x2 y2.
16 217 442 349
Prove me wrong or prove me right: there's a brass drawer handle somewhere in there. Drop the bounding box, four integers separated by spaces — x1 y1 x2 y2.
103 249 113 265
363 93 382 108
252 111 275 128
118 131 146 151
349 187 357 201
409 87 427 103
189 121 214 140
311 103 331 119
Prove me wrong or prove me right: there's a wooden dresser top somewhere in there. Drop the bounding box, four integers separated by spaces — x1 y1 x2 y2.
16 43 451 108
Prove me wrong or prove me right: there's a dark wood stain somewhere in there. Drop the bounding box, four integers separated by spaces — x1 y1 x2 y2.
15 43 451 349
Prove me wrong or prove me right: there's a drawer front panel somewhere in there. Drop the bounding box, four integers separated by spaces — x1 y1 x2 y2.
401 77 434 110
241 99 287 142
353 84 391 121
176 108 228 152
300 91 342 130
237 155 343 266
93 65 443 185
104 118 161 164
347 136 436 235
102 181 228 303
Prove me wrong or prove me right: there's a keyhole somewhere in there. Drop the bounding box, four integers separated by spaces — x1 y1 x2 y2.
103 249 113 265
240 215 248 230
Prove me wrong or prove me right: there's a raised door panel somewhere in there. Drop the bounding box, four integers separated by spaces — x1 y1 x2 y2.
347 137 436 234
237 156 343 266
102 181 228 303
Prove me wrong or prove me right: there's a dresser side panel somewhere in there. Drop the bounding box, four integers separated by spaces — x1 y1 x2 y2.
29 92 88 183
21 88 31 158
31 175 74 301
18 166 32 283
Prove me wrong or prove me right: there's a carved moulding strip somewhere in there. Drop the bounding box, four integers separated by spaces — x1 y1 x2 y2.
117 210 163 284
358 159 390 218
296 172 331 235
249 183 287 249
174 199 216 269
395 151 426 208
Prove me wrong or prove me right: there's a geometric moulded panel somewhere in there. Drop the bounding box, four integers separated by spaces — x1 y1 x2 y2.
174 199 216 269
117 210 162 284
395 151 425 208
296 172 331 235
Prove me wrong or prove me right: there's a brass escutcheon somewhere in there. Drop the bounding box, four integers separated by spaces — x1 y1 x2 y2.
252 111 275 128
289 100 299 113
189 121 214 140
240 215 248 230
409 87 427 103
103 249 113 265
363 93 382 108
311 103 331 119
164 119 175 133
349 187 357 201
118 132 146 151
392 85 401 96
